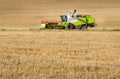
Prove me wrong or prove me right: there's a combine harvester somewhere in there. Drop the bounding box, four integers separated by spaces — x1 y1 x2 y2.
40 10 96 30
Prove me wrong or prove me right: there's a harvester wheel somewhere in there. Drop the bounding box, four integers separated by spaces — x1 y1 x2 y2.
67 23 76 29
80 24 88 30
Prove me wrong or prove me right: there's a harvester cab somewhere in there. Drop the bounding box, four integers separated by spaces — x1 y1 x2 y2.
60 10 77 22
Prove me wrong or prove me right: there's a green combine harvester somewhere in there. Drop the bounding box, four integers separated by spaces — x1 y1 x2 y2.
40 10 96 30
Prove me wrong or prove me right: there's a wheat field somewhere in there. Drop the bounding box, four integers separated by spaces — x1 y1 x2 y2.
0 30 120 79
0 0 120 79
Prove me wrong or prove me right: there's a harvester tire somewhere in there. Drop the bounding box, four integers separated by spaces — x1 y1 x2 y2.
67 23 76 29
80 24 88 30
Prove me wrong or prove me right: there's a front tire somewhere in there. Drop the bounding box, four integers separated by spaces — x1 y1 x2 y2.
80 24 88 30
67 23 76 29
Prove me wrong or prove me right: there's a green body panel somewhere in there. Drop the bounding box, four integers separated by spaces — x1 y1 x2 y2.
72 17 86 26
60 22 69 27
86 15 95 24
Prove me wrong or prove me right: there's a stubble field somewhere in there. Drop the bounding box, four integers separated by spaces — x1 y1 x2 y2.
0 0 120 79
0 30 120 79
